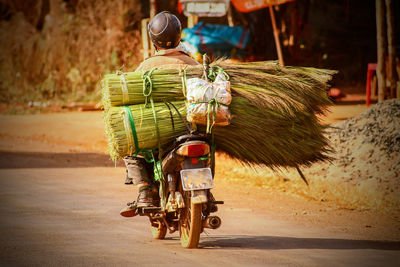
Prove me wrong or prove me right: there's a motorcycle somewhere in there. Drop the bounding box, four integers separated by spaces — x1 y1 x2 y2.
130 131 223 248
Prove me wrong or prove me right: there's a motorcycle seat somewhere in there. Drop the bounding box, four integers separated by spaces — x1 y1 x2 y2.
175 133 209 146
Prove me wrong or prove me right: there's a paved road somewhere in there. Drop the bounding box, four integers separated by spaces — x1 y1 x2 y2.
0 151 399 266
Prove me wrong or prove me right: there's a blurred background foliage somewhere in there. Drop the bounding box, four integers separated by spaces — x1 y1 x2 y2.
0 0 145 104
0 0 386 105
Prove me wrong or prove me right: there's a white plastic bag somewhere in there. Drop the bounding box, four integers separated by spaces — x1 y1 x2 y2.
187 103 231 127
186 73 232 127
186 78 231 105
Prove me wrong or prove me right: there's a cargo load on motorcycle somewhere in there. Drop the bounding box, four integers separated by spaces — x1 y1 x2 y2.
101 57 335 248
101 59 335 169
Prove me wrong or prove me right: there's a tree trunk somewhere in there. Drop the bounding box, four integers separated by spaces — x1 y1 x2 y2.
385 0 398 99
376 0 387 102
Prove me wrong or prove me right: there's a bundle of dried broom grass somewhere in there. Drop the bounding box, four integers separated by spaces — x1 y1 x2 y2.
102 60 336 168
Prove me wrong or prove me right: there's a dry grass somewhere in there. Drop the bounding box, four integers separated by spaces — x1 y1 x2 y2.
101 61 334 167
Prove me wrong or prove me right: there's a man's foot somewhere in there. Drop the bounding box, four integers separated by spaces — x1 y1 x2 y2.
136 186 154 208
120 201 137 217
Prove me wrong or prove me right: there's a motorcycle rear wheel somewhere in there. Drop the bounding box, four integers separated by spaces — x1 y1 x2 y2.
179 193 202 248
151 223 167 239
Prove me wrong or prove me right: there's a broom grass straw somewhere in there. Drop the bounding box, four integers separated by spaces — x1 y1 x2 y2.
101 69 199 110
101 60 336 115
101 60 336 167
104 97 332 168
104 101 188 161
201 97 332 169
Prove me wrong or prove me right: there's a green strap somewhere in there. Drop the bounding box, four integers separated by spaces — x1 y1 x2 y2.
125 106 139 152
141 68 162 162
149 96 162 160
125 105 155 163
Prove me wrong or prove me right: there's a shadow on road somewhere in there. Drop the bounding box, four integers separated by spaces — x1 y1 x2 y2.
0 151 124 168
201 235 400 250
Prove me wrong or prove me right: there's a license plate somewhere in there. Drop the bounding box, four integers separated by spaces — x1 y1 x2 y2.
180 168 213 191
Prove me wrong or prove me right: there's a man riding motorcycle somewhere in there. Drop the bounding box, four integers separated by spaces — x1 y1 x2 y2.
120 11 200 217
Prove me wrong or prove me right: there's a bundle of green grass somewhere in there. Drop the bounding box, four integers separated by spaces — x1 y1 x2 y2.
101 70 189 110
102 60 335 168
104 101 188 161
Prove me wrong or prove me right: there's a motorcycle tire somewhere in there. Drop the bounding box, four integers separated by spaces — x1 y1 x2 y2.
179 189 202 248
151 222 167 239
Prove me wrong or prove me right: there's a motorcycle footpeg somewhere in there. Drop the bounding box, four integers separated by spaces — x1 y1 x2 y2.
137 206 162 214
210 200 224 205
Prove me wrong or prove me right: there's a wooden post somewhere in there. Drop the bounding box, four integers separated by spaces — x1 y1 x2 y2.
269 6 284 66
188 16 194 28
150 0 158 19
187 15 198 29
149 0 160 55
227 5 234 27
376 0 387 102
385 0 398 99
141 18 150 60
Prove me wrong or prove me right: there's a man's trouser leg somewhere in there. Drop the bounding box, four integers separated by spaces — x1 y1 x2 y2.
123 156 155 208
124 156 151 185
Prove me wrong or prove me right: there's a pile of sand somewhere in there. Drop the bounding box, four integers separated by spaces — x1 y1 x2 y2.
296 99 400 210
324 99 399 190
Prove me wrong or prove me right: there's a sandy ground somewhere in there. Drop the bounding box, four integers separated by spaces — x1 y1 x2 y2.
0 105 400 266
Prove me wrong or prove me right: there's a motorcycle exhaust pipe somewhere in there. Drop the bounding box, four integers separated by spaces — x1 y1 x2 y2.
203 216 221 229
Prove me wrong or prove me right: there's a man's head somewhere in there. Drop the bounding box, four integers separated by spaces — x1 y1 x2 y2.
148 11 181 50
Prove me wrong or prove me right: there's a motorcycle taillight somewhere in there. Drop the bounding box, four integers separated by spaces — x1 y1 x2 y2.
176 142 210 157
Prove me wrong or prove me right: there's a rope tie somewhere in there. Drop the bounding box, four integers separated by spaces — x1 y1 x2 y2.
142 68 156 107
208 66 230 82
117 71 129 105
206 98 221 134
179 68 187 98
193 99 222 134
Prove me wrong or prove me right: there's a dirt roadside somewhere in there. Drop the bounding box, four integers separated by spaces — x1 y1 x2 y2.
0 105 399 265
0 105 399 239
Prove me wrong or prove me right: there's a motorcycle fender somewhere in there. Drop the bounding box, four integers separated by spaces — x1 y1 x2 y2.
166 191 185 212
191 190 208 204
175 191 185 208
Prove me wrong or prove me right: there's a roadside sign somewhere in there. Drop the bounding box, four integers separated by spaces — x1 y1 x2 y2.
231 0 294 13
180 0 230 17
